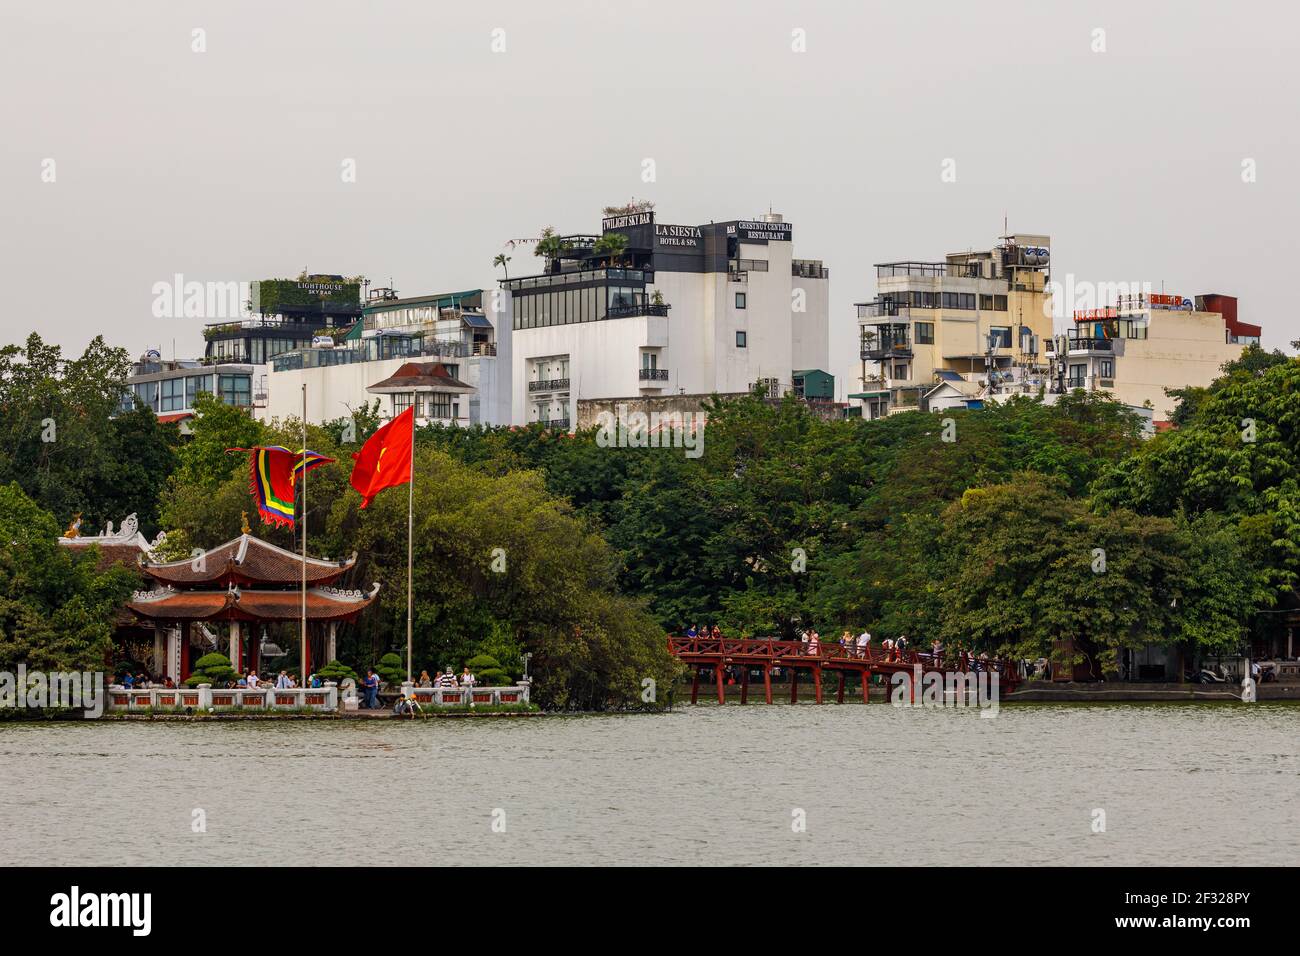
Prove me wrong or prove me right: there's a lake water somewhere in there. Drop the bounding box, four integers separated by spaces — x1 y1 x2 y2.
1 702 1296 866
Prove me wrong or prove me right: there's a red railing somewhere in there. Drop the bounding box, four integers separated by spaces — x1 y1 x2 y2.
667 636 1020 680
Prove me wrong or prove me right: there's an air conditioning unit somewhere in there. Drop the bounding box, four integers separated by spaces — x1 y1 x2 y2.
753 377 781 398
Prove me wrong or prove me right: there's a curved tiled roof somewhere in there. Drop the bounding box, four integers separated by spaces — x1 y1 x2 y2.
141 534 356 587
128 583 380 622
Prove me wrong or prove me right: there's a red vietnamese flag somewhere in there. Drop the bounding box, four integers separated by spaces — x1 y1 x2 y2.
349 407 414 508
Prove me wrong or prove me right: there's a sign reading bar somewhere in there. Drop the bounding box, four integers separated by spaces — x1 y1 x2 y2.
730 220 793 243
655 223 702 249
602 212 654 231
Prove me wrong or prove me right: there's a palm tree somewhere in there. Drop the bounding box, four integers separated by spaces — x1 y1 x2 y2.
493 254 511 280
593 232 629 268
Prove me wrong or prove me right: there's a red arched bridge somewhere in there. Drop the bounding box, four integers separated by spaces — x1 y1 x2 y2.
667 636 1022 704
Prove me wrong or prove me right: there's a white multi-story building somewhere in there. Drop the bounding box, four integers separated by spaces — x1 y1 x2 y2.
502 210 830 427
263 288 512 427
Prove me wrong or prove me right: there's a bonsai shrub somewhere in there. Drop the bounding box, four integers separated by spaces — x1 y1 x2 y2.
186 652 238 688
375 652 405 686
315 660 358 684
466 653 510 686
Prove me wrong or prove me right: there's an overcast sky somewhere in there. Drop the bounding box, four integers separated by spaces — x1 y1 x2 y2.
3 0 1297 397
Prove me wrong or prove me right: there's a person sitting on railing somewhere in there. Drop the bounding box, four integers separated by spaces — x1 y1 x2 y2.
806 630 820 656
710 624 722 640
460 665 476 689
686 624 698 639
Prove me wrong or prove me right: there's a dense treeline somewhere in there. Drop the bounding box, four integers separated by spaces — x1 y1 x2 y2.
2 331 1296 691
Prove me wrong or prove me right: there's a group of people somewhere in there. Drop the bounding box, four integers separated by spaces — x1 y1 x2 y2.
118 672 176 689
685 624 723 640
234 670 324 689
416 666 476 689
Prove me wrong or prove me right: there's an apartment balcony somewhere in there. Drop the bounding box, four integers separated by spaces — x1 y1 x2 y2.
528 377 570 393
1067 337 1113 353
860 336 912 361
605 303 670 319
541 417 571 431
638 367 669 388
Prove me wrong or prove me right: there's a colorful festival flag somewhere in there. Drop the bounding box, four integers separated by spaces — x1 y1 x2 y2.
349 407 414 509
228 446 336 527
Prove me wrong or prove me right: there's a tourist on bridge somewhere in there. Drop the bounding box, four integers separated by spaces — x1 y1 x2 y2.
856 630 871 657
881 636 895 661
686 624 698 638
461 665 476 688
362 668 380 709
418 670 433 688
246 670 261 688
896 635 908 661
275 670 292 689
806 630 820 655
437 667 458 688
710 624 722 639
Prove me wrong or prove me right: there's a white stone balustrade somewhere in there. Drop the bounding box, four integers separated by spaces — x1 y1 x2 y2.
106 683 339 713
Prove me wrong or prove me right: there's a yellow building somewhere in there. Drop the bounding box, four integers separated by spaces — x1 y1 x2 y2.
1062 292 1259 423
853 234 1054 418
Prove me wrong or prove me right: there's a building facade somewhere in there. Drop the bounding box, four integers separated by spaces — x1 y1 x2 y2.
1061 292 1259 422
263 288 512 427
853 234 1054 418
502 209 830 428
122 352 267 430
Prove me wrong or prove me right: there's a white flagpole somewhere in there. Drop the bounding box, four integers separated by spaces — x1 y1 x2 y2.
406 407 415 684
301 383 308 686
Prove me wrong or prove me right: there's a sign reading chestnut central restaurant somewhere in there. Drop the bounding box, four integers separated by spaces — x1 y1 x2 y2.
730 220 793 243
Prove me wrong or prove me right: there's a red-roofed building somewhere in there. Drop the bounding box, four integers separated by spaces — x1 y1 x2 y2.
127 532 379 683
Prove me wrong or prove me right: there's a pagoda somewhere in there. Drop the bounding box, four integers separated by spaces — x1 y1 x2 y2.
128 531 379 682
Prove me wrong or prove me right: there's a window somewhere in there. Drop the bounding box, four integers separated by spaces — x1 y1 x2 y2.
159 377 185 412
988 326 1012 349
735 292 747 310
392 392 413 416
186 375 212 406
1068 364 1087 388
419 393 452 420
994 294 1008 311
892 364 909 379
218 373 251 407
736 331 747 348
1099 358 1114 378
941 292 975 310
914 321 934 345
979 294 994 310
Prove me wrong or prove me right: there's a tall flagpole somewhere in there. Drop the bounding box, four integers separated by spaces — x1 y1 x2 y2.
406 407 415 684
301 383 308 685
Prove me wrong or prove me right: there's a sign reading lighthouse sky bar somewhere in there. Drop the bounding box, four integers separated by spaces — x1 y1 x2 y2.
730 220 793 243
